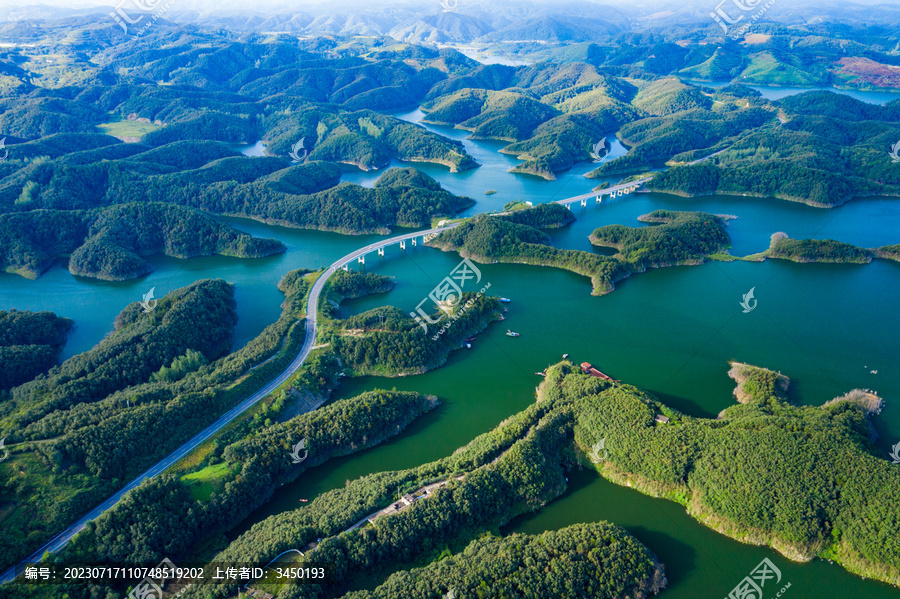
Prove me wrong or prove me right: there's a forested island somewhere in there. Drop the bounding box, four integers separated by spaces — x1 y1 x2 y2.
747 232 900 265
430 206 731 295
590 210 731 270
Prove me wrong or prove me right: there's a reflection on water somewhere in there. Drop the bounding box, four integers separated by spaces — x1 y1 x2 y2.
234 140 267 157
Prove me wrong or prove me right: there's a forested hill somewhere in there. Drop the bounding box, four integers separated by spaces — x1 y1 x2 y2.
2 22 899 214
0 203 286 280
643 92 900 206
0 310 72 390
0 136 476 237
0 272 315 571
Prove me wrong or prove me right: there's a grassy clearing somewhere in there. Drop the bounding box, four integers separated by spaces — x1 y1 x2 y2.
181 462 238 502
97 118 161 140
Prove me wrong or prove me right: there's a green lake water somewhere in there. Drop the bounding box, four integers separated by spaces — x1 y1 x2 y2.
1 92 899 597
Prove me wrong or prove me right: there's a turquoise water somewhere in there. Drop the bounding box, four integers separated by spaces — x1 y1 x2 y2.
1 89 899 597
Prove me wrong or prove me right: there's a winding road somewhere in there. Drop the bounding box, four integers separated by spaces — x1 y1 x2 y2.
2 144 729 580
0 146 729 581
0 223 461 584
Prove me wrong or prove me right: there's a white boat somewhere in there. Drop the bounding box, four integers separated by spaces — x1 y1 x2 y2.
506 330 520 337
500 297 511 303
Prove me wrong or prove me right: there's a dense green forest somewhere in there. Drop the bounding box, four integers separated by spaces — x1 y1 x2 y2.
432 209 730 295
342 523 665 599
3 27 898 207
0 271 315 571
645 93 900 206
590 210 731 269
328 295 502 376
544 361 900 587
431 214 629 295
750 232 900 264
0 310 72 390
114 357 900 597
586 103 773 177
173 365 615 599
0 137 476 237
765 233 874 263
318 270 502 376
500 202 577 228
46 389 439 583
0 203 285 280
0 267 504 580
327 270 396 301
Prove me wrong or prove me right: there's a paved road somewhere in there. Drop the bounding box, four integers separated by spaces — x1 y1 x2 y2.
554 147 727 207
1 147 722 581
554 177 652 206
0 222 460 584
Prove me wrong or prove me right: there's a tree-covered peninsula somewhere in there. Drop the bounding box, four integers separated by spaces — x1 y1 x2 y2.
0 203 285 280
320 271 503 377
0 310 73 390
430 206 730 295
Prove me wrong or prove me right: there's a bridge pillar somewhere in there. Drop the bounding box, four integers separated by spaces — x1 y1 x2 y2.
342 264 349 271
400 240 406 250
358 255 365 265
617 189 623 196
580 198 587 207
412 237 417 246
596 196 602 204
378 247 384 256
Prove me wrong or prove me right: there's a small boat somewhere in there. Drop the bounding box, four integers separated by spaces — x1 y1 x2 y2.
871 370 878 374
535 372 545 377
500 298 511 303
299 499 309 502
506 330 520 337
562 353 568 359
465 342 472 349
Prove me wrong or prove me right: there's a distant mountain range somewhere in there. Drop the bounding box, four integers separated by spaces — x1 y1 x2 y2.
2 0 899 45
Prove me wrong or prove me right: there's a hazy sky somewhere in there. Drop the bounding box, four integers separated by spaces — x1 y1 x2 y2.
0 0 879 12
